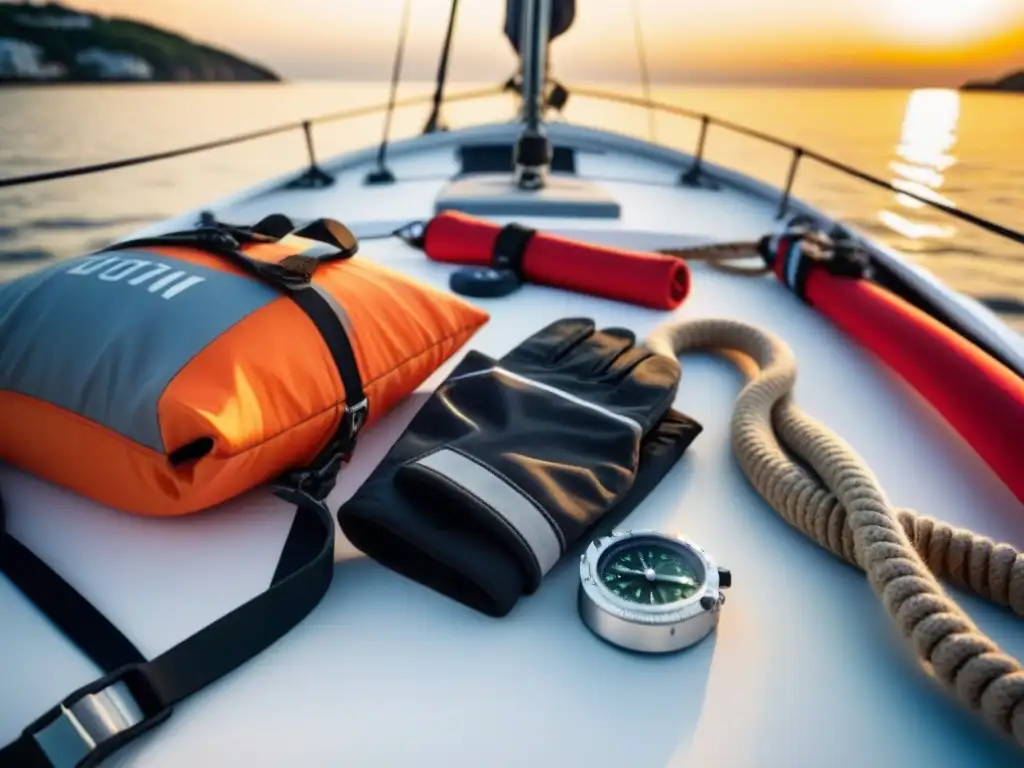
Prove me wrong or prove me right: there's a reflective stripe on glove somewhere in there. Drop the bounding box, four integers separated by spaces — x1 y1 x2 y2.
337 318 703 617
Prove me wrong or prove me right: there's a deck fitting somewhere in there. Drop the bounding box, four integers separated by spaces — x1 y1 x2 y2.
364 167 397 185
679 167 720 190
284 165 335 190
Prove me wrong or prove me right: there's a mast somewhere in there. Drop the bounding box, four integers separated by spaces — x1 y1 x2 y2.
513 0 553 190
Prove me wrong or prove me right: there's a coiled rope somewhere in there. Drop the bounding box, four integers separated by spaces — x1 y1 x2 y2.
645 317 1024 747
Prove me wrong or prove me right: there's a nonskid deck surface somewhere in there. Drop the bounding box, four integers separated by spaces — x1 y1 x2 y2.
2 134 1023 767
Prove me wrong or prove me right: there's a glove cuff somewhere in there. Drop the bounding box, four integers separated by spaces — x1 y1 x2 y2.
339 407 702 617
397 447 563 587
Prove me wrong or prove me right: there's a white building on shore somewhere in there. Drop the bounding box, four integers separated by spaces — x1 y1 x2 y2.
74 48 154 80
0 37 65 79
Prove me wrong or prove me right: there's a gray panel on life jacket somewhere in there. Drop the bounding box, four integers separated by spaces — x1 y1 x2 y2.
0 250 279 452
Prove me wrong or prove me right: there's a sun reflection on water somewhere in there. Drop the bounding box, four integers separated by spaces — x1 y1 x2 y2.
878 88 960 242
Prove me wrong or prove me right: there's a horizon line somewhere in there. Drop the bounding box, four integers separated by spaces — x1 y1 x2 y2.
257 76 1015 90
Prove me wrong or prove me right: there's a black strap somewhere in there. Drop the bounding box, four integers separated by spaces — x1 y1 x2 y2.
0 532 144 673
0 491 334 768
757 227 871 305
273 285 367 502
0 214 364 767
100 222 352 294
491 223 535 278
106 216 370 490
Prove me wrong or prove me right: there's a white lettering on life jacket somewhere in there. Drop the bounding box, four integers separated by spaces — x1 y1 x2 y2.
66 255 206 299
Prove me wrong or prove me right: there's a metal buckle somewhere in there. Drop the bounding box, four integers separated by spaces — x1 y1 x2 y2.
194 227 241 251
270 398 366 508
272 446 345 505
31 680 145 768
252 260 313 291
392 221 426 249
346 398 369 440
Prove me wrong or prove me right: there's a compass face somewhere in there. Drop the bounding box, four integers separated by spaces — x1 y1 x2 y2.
597 538 704 607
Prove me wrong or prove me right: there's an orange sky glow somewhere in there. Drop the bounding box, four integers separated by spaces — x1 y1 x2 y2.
70 0 1024 86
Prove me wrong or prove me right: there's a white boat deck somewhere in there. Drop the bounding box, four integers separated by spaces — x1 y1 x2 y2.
2 123 1022 767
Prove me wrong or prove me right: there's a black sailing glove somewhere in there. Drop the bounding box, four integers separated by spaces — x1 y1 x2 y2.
337 317 703 617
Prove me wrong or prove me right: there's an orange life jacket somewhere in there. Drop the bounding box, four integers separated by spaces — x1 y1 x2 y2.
0 213 490 516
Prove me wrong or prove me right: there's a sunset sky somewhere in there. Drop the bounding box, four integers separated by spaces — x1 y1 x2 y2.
69 0 1024 86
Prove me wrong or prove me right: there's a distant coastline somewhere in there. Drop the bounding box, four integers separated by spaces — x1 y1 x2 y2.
0 78 281 87
961 70 1023 94
0 2 280 84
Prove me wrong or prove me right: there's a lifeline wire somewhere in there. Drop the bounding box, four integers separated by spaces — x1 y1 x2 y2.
645 317 1024 748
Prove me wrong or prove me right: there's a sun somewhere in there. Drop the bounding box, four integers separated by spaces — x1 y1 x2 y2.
885 0 1015 44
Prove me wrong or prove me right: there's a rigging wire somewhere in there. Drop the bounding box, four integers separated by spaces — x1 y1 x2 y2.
366 0 414 184
423 0 460 134
630 0 656 143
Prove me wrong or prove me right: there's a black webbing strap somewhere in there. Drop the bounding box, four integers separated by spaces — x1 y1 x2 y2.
491 223 535 279
0 520 145 674
0 491 334 768
0 214 365 767
756 228 870 305
272 285 367 505
105 216 370 499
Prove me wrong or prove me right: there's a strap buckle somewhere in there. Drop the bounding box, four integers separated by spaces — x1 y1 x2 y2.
786 223 871 278
271 454 342 512
271 398 369 508
344 398 369 442
25 667 167 768
249 256 317 291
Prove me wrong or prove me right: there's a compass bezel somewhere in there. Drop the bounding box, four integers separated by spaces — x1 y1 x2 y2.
578 529 724 653
581 530 719 625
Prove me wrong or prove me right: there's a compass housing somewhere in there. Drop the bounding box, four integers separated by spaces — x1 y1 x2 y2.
578 529 726 653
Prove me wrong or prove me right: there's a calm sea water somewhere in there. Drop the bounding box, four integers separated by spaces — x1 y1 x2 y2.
1 81 1022 325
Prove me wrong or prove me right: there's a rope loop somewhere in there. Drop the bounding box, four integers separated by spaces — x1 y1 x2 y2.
645 317 1024 748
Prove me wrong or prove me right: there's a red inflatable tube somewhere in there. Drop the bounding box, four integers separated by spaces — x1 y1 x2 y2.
422 210 690 310
797 262 1024 504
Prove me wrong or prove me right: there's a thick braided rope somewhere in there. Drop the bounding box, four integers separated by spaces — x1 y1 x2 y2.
645 317 1024 747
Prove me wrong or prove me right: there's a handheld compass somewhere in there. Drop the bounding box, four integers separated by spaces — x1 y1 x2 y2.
578 530 731 653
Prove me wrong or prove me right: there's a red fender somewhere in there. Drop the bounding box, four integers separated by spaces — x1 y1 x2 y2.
769 232 1024 504
422 210 690 310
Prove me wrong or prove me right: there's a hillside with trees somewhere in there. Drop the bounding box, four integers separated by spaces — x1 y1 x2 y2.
0 2 280 83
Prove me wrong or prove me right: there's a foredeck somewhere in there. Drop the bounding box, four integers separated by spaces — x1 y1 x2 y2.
2 124 1022 767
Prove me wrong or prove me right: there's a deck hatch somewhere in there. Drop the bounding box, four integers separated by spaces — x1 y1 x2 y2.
458 143 576 176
